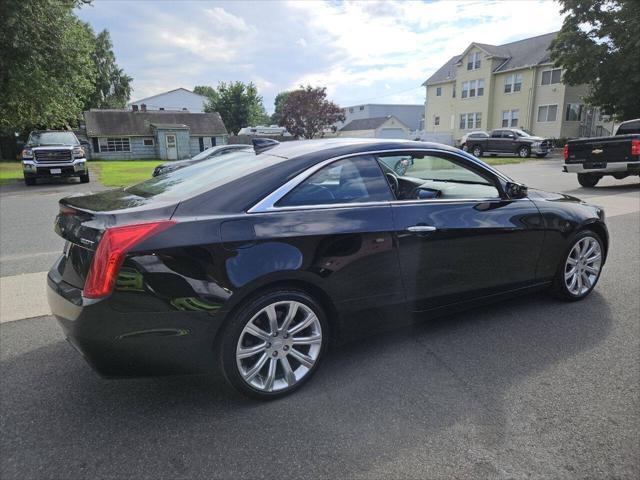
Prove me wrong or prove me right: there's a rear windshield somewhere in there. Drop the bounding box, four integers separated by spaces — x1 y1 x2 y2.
28 131 79 146
126 150 279 199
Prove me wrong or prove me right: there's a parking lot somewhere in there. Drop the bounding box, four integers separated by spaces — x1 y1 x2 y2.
1 158 638 479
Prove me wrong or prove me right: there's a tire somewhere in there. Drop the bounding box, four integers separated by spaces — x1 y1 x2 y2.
79 173 90 183
577 173 600 188
471 145 483 157
219 289 329 399
551 230 604 301
24 176 36 186
517 146 531 158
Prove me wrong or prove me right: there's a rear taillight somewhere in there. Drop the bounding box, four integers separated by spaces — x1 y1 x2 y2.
631 139 640 156
83 221 175 299
563 144 569 160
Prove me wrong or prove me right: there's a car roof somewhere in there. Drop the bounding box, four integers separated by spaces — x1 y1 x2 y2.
261 138 460 160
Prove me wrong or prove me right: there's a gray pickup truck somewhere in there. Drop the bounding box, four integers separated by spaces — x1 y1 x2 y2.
563 119 640 187
21 130 89 185
466 128 553 158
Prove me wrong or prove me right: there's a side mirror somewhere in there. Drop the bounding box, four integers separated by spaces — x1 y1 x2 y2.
415 187 441 200
506 181 527 199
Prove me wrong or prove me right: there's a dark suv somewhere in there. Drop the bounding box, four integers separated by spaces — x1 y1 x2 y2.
21 130 89 185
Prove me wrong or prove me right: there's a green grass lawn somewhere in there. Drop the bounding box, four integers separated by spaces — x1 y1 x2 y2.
0 160 164 187
480 156 528 166
89 160 164 187
0 162 23 185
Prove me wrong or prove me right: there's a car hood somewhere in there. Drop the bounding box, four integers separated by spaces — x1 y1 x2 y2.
522 136 547 142
527 188 582 203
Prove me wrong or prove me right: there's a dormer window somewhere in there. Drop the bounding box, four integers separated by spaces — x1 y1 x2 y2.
467 52 481 70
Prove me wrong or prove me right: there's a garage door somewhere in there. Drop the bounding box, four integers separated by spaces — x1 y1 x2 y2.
378 128 407 139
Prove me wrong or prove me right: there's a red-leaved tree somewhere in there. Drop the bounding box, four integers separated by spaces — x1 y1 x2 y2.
281 86 345 139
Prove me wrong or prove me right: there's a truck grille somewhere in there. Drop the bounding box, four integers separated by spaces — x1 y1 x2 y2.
35 149 72 163
540 140 552 150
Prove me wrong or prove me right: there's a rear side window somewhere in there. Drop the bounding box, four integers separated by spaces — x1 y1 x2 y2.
616 121 640 135
277 156 392 207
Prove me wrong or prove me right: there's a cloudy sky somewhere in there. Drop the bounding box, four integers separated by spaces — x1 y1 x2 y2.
77 0 565 113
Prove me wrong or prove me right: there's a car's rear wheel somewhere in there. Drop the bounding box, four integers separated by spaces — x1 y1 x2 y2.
220 290 328 399
551 230 603 301
471 145 483 157
577 173 600 188
518 146 531 158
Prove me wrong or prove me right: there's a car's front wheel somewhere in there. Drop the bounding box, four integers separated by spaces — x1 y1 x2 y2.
518 146 531 158
552 230 604 301
220 290 328 399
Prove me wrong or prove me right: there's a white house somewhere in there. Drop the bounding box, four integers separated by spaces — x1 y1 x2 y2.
337 116 411 139
128 88 209 113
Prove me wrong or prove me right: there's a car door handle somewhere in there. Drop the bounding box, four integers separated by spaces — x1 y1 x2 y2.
407 225 437 233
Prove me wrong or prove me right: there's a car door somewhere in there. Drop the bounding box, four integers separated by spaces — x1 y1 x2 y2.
379 150 545 311
487 131 503 152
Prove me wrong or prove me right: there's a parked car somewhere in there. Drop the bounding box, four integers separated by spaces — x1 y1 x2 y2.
460 131 489 151
48 139 608 399
466 128 552 158
563 118 640 187
152 144 252 176
21 130 89 185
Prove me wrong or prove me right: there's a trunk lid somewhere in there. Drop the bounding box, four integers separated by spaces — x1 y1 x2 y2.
566 135 639 163
53 189 178 289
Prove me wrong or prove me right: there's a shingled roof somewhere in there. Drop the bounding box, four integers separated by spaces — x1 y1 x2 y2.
340 116 409 132
84 110 227 136
423 31 558 86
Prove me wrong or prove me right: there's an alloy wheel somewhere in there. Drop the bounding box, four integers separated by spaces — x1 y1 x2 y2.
564 236 602 296
236 301 323 392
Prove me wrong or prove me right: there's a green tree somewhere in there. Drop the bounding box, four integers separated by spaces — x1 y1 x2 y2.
550 0 640 120
0 0 95 130
200 81 268 134
270 91 292 126
281 86 344 139
85 29 132 110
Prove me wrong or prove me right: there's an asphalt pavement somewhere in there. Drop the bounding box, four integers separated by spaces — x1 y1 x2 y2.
0 158 638 479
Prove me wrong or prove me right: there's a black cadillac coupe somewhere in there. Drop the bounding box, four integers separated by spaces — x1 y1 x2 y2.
47 139 608 399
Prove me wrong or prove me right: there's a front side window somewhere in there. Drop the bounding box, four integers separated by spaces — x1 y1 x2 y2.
541 68 562 85
278 156 392 207
378 153 500 200
98 137 131 152
565 103 583 122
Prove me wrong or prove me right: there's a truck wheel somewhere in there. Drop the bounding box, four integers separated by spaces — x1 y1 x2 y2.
24 176 36 186
577 173 600 188
518 146 531 158
471 145 483 157
79 173 90 183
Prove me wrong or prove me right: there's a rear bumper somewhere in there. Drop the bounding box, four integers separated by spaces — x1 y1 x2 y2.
563 162 640 174
46 258 224 377
23 159 87 178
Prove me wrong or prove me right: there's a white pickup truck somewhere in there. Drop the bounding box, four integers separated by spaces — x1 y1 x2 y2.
21 130 89 186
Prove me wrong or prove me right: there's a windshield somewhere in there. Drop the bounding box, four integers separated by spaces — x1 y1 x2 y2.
512 129 531 137
126 150 273 199
28 131 79 146
190 145 249 161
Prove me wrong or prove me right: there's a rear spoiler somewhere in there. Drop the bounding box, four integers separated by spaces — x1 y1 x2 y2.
252 138 279 154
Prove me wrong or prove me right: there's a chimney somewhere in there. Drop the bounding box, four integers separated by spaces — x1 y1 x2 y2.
132 104 139 112
141 104 147 112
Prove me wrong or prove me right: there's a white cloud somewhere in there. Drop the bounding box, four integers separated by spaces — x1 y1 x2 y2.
76 0 566 111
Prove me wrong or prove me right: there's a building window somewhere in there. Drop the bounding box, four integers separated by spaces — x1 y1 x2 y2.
436 87 442 96
434 116 440 126
501 110 519 128
565 103 583 122
461 79 484 98
98 137 131 152
459 112 481 130
349 107 354 113
159 107 165 111
467 52 481 70
452 82 456 98
541 68 562 85
537 104 558 122
143 138 154 146
504 73 523 93
359 106 364 111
